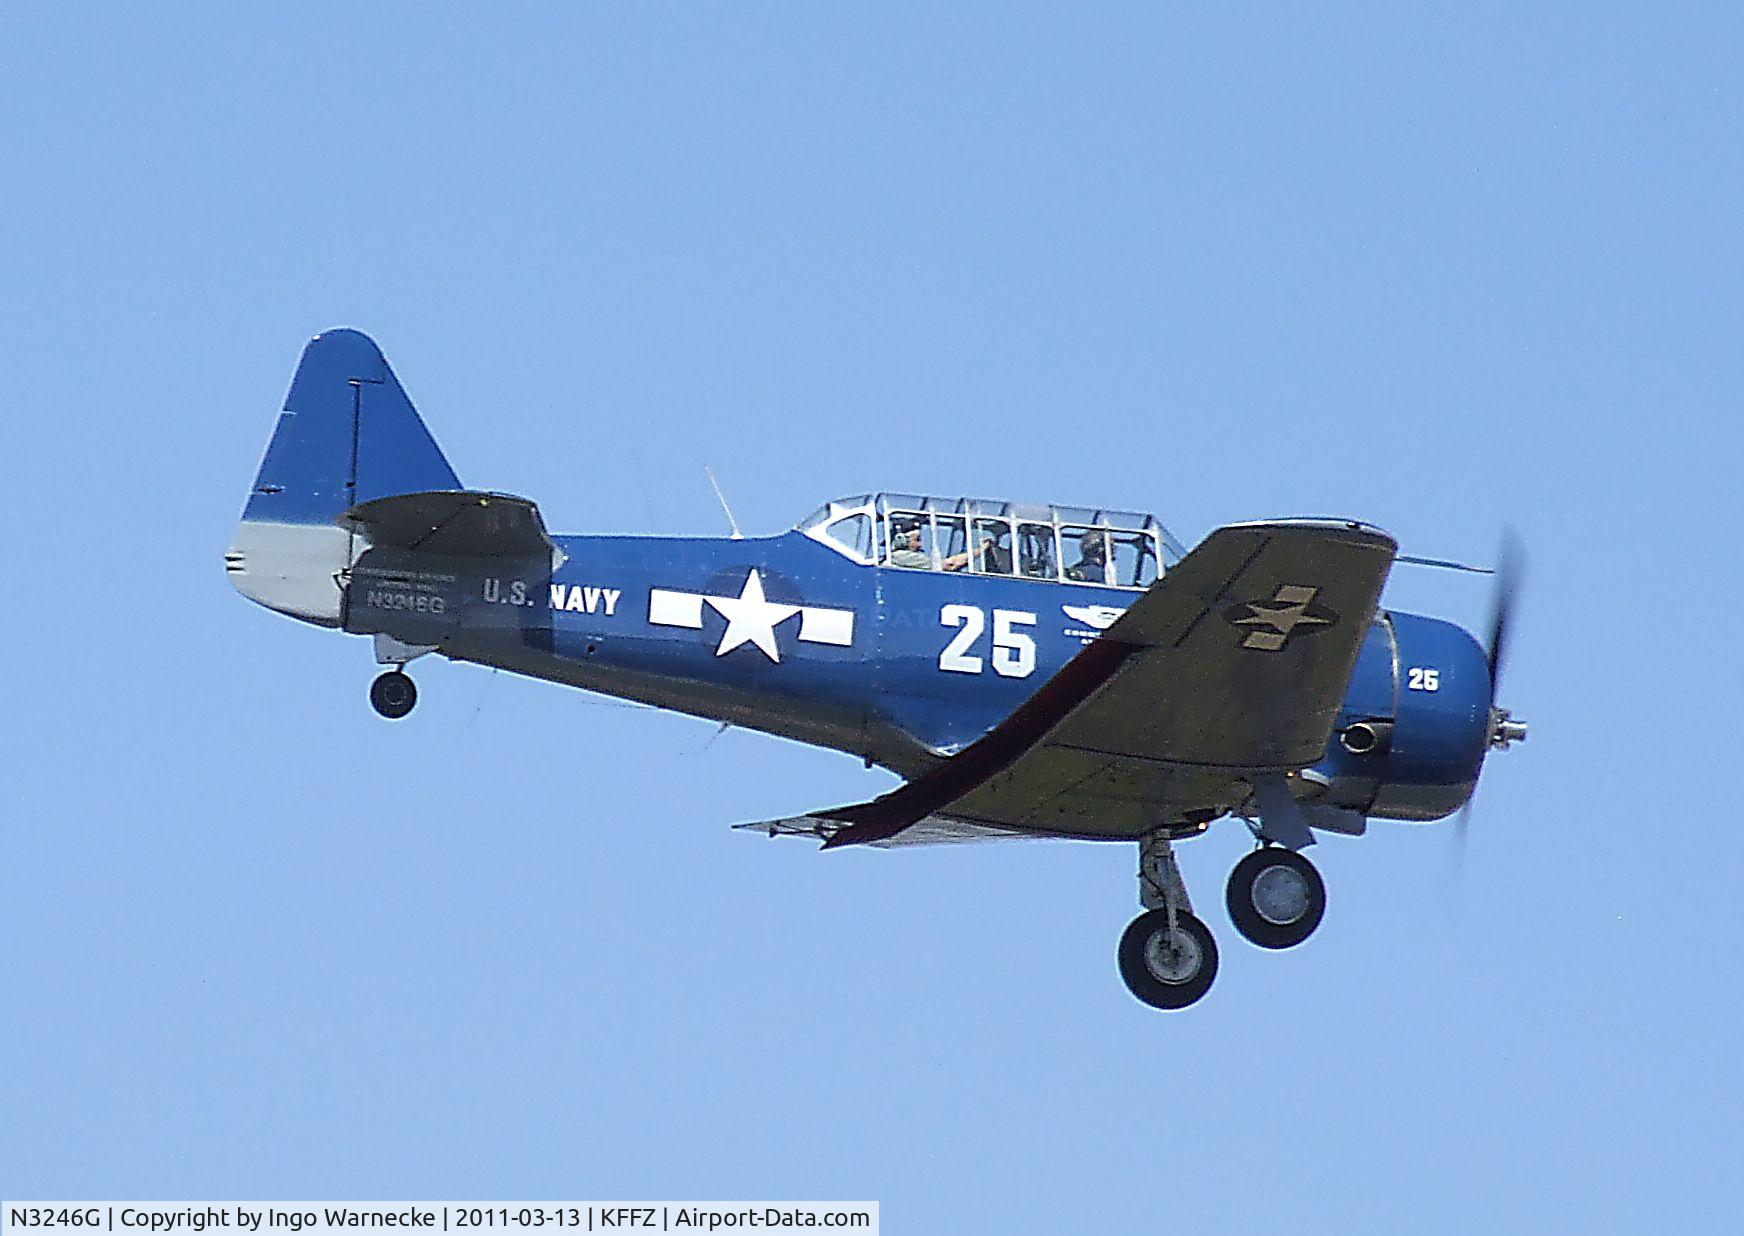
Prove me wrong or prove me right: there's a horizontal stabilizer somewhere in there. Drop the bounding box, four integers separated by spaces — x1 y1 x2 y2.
339 490 558 559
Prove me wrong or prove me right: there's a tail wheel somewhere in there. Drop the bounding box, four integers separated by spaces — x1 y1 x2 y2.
1117 909 1219 1010
370 671 417 719
1226 847 1325 949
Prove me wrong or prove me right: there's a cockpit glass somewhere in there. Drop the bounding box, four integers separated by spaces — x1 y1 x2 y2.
971 517 1013 575
936 515 968 571
824 513 874 560
814 494 1177 586
1061 526 1112 585
1112 531 1159 587
1016 522 1057 580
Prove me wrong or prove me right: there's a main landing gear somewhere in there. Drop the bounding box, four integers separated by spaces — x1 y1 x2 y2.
369 670 418 719
1120 833 1220 1010
1118 831 1330 1010
1119 908 1219 1010
1225 846 1325 950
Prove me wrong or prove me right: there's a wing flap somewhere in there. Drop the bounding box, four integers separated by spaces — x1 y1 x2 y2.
733 813 1035 847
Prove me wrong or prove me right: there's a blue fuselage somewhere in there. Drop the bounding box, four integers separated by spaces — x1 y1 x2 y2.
345 529 1492 823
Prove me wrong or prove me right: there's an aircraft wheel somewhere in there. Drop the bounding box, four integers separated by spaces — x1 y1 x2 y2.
1226 847 1325 949
1117 909 1219 1010
369 671 417 719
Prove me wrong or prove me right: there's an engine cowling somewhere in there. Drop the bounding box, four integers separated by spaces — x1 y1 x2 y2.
1305 612 1492 822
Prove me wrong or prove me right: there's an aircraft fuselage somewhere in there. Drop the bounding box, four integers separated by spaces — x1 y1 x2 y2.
340 527 1492 830
347 530 1139 775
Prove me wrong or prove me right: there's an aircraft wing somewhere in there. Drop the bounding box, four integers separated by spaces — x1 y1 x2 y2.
738 520 1398 848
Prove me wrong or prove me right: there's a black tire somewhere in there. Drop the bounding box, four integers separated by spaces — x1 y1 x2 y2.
1117 909 1219 1010
369 671 417 720
1226 847 1325 950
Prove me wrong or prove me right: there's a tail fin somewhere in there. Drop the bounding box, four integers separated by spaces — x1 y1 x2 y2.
244 328 459 523
228 329 461 626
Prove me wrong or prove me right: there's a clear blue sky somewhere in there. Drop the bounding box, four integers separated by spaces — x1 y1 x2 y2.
2 3 1739 1230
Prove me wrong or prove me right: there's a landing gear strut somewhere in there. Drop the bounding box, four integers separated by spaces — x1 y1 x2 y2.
1226 846 1325 949
1119 833 1219 1010
370 670 417 719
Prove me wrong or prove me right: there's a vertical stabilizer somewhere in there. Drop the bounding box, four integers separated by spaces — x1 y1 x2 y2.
227 329 462 627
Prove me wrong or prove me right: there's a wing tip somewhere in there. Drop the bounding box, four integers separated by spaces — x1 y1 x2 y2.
1220 517 1398 554
732 815 841 844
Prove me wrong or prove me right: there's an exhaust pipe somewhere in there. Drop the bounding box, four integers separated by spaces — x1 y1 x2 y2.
1340 720 1395 756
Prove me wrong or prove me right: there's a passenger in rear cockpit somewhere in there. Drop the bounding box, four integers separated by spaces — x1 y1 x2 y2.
889 527 930 569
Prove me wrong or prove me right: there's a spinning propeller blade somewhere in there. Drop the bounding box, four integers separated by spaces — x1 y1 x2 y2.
1456 527 1526 862
1484 528 1524 702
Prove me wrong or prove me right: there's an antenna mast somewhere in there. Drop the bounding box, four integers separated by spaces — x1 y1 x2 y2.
705 466 745 540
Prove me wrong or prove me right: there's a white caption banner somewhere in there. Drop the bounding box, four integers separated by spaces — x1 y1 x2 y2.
2 1205 877 1236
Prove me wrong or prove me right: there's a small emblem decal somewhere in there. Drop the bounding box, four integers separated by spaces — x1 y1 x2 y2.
1224 584 1338 651
1061 603 1127 644
1062 604 1125 631
649 569 855 663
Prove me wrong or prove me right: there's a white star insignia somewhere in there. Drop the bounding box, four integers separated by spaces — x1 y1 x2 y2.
647 571 855 662
705 570 800 661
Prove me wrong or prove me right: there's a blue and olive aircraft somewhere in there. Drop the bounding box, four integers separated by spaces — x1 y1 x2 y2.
227 329 1528 1009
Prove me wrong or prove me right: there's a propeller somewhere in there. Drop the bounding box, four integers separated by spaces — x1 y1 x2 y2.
1455 527 1527 857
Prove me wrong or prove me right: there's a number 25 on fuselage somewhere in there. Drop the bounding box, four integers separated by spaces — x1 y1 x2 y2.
227 330 1528 1010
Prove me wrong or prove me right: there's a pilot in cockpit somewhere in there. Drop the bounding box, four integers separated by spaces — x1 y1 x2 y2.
1066 530 1109 582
